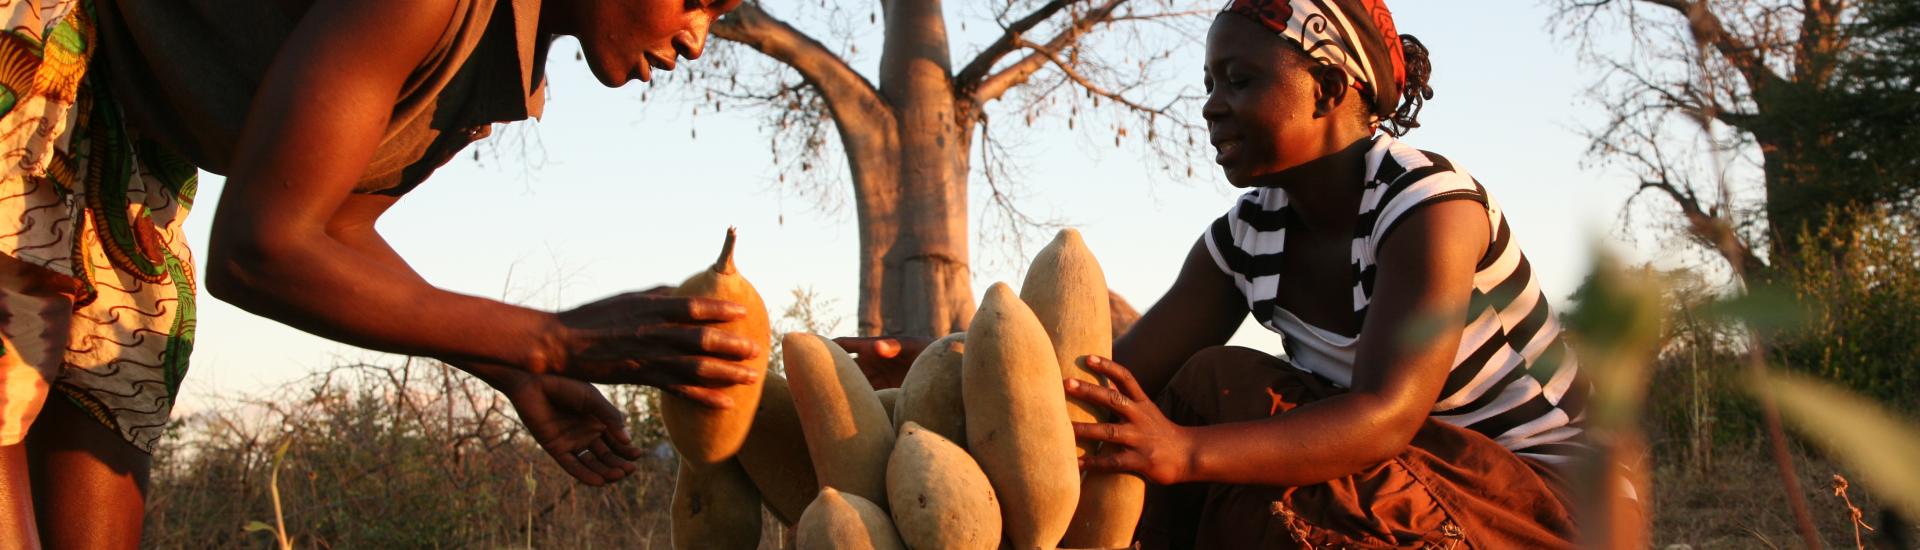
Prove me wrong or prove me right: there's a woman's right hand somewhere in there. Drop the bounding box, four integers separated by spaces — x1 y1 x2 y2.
549 291 763 408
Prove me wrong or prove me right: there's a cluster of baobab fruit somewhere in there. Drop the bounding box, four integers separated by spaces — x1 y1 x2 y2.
664 227 1135 550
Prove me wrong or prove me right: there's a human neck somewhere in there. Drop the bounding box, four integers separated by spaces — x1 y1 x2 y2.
1265 134 1376 234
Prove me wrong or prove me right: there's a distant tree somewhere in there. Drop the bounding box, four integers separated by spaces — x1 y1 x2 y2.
672 0 1206 336
1552 0 1919 280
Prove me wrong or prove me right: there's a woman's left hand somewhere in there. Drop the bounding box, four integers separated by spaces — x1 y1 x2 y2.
1066 355 1197 486
470 363 644 486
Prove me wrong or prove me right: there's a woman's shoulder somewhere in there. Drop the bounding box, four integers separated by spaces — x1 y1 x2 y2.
1364 134 1469 188
1367 138 1482 211
1363 136 1489 226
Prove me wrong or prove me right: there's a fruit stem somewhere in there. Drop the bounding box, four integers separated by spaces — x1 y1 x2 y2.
714 227 738 274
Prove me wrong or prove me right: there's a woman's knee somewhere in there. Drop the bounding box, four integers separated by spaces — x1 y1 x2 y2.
1166 346 1278 389
1161 346 1305 425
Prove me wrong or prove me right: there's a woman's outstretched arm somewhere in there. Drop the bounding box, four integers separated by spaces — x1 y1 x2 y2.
205 0 756 395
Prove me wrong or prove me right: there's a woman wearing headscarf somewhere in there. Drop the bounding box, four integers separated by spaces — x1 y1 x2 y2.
1066 1 1593 546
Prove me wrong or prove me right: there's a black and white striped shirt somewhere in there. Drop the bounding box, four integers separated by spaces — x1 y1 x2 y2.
1203 135 1588 462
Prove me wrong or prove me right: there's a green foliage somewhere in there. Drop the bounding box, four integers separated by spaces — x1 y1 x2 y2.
1563 253 1667 431
1773 207 1920 412
1591 208 1920 546
1640 207 1919 458
1556 0 1918 273
1823 0 1920 207
1751 0 1920 262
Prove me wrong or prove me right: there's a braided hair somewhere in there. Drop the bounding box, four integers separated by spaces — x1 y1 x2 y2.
1379 34 1432 136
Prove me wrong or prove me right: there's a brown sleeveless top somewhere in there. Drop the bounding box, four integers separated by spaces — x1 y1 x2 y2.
92 0 549 195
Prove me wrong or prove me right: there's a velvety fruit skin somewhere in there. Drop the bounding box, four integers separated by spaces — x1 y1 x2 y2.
736 372 819 525
671 459 763 550
887 422 1001 550
1020 228 1113 457
875 387 899 421
795 488 905 550
1022 229 1146 548
784 333 895 508
963 283 1079 550
892 333 967 450
663 228 771 466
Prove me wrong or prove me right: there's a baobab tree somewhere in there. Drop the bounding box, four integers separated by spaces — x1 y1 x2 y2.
670 0 1208 337
1552 0 1918 280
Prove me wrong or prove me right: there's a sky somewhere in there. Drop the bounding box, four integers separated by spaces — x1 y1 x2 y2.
171 2 1641 413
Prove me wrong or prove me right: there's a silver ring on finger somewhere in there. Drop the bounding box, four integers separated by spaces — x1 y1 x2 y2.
573 448 593 460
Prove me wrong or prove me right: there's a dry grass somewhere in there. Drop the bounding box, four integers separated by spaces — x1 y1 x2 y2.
140 360 797 549
1651 442 1916 549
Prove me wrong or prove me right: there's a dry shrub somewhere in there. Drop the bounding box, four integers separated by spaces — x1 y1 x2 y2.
1640 207 1920 548
141 359 789 548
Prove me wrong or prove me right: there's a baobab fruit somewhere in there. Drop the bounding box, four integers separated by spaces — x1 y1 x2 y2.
784 333 894 507
795 488 904 550
893 333 968 449
1062 472 1147 548
886 422 1001 550
1019 228 1114 457
1020 229 1146 548
670 459 763 550
662 228 770 466
963 283 1078 550
874 387 899 421
736 372 818 525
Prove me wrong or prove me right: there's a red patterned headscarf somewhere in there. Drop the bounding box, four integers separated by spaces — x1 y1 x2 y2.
1221 0 1406 120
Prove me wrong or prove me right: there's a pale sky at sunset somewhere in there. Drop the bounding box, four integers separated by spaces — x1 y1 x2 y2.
173 2 1644 413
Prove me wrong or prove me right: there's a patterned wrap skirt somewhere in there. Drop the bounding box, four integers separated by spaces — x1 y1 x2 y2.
0 0 197 454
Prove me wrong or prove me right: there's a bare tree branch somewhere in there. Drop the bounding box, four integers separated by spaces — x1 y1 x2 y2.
1634 178 1768 274
970 0 1129 104
1604 58 1761 128
974 112 1067 272
1637 0 1791 93
1009 37 1180 117
713 2 897 138
955 0 1075 90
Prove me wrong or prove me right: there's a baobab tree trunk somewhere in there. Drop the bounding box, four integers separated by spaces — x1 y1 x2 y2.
873 0 974 337
711 0 1185 336
715 1 976 337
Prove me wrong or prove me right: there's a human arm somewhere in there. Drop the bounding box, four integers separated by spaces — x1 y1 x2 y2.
321 194 644 484
1070 200 1490 486
1111 238 1248 396
202 0 756 391
831 336 930 390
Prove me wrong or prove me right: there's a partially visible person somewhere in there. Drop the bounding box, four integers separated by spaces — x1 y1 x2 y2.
834 336 927 390
0 0 752 547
